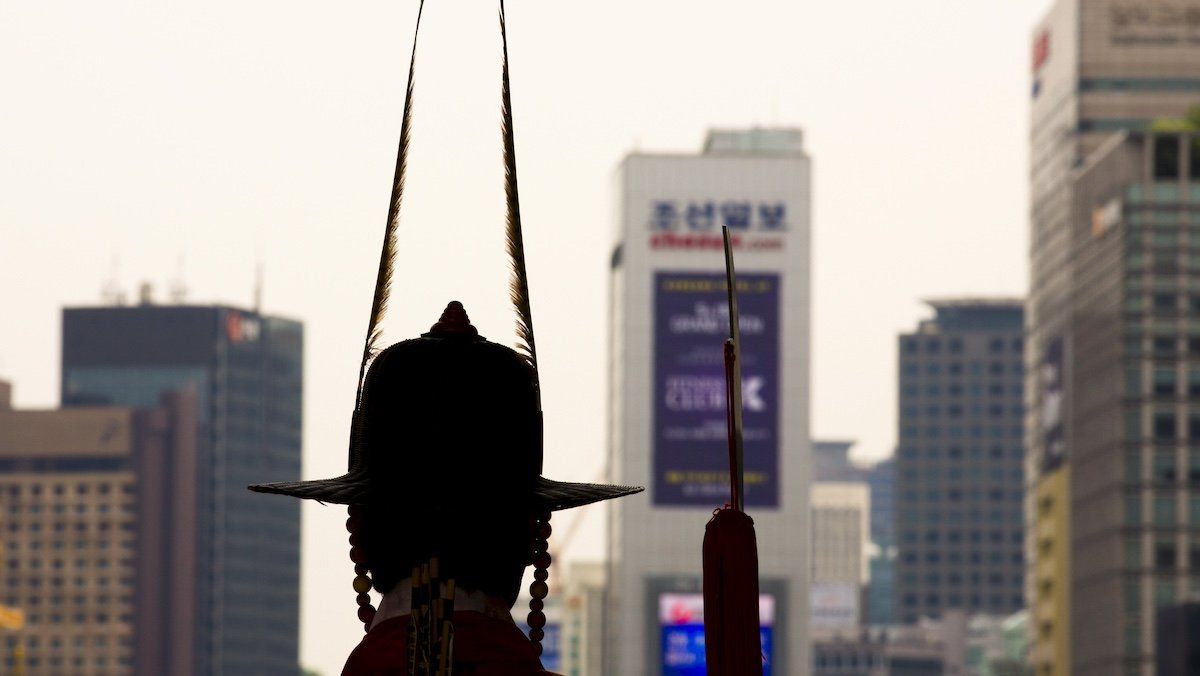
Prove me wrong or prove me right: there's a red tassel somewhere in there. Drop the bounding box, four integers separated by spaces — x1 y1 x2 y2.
702 507 763 676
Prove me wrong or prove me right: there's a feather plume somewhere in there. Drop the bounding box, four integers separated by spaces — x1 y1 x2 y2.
356 0 426 409
499 0 540 391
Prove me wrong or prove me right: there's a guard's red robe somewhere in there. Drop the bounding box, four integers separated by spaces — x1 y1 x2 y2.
341 611 560 676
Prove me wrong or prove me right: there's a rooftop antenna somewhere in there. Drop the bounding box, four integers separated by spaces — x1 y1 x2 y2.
100 252 125 306
253 256 264 313
169 254 188 304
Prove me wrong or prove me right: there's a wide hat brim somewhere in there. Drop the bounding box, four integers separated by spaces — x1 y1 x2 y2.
249 472 642 512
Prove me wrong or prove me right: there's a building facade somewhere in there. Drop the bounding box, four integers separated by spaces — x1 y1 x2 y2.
1026 2 1200 673
895 300 1026 624
0 387 197 675
60 304 303 675
811 483 870 630
606 128 811 675
1030 131 1200 675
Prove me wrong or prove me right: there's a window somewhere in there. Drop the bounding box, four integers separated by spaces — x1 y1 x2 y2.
1155 367 1177 396
1127 494 1143 524
1155 541 1177 570
1154 412 1177 440
1154 337 1177 356
1154 293 1178 312
1190 414 1200 440
989 338 1005 353
1154 135 1181 180
1154 494 1177 524
1154 451 1177 483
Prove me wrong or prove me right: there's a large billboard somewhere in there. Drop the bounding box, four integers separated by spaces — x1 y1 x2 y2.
653 272 781 507
658 592 775 676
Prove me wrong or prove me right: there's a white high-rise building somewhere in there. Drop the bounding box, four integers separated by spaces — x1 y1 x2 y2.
606 128 812 675
810 483 870 631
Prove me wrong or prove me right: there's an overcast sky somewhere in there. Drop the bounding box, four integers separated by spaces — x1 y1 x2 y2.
1 0 1043 672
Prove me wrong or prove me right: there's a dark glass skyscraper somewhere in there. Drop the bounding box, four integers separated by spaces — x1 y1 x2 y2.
894 299 1026 624
61 304 302 676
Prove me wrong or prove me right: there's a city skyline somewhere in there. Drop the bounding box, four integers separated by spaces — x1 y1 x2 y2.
3 2 1042 673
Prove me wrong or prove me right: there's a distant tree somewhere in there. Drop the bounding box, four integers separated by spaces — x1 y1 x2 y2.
1149 104 1200 132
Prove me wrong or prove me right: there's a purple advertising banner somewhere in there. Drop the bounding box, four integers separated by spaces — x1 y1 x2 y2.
653 272 780 507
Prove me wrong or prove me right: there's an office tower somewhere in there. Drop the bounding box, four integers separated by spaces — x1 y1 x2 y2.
607 128 811 675
0 387 196 676
61 304 302 676
1027 1 1200 672
1029 131 1200 676
894 300 1026 625
810 483 869 630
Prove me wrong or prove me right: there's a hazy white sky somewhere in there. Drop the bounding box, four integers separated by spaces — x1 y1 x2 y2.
1 0 1043 672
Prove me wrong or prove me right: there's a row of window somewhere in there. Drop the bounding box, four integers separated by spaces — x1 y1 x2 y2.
898 445 1023 460
11 594 132 607
902 571 1022 587
2 482 129 498
1126 451 1200 484
900 427 1025 441
901 337 1023 355
902 361 1023 377
902 382 1021 398
2 655 131 670
1125 494 1200 526
7 503 133 515
3 576 130 592
899 529 1023 546
6 558 132 571
4 634 127 648
1127 336 1200 357
1126 540 1200 571
902 404 1023 419
899 593 1023 611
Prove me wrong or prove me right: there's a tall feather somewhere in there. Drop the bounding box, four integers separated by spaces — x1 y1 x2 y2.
499 0 540 397
356 0 426 410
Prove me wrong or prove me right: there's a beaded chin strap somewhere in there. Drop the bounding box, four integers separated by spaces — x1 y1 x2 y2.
526 509 552 656
347 505 377 632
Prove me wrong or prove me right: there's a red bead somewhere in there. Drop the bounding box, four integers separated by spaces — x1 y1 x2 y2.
363 622 372 634
527 611 546 629
532 642 543 657
348 532 360 547
529 599 544 612
354 563 368 576
358 605 376 624
535 522 552 539
534 569 548 582
533 551 551 569
347 504 363 519
529 581 548 600
529 627 544 642
356 593 372 607
349 547 366 564
346 516 361 533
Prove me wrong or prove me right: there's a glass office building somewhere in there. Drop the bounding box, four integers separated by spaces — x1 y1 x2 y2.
61 305 302 676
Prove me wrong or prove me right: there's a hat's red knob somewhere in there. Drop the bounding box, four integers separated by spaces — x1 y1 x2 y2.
429 301 479 337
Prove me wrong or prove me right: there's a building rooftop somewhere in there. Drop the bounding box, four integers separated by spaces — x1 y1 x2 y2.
703 127 805 155
923 297 1024 310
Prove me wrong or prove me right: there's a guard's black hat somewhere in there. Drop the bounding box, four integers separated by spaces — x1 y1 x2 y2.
249 301 642 511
